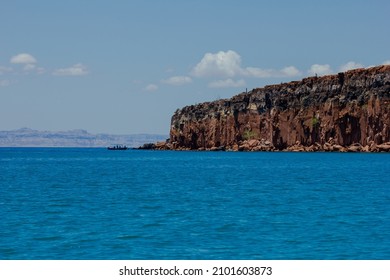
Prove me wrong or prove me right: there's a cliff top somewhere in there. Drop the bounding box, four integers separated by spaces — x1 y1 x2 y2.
174 64 390 119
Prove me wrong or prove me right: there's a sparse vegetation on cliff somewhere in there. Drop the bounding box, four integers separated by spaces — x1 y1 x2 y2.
243 129 258 140
311 117 320 127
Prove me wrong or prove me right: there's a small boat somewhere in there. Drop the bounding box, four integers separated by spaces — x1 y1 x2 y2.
107 145 128 150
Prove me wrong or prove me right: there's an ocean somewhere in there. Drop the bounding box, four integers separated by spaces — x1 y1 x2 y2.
0 148 389 260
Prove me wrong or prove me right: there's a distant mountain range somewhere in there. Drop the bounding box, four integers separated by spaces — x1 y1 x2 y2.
0 128 168 147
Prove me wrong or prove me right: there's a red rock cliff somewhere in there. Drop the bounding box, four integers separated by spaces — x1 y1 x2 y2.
169 65 390 152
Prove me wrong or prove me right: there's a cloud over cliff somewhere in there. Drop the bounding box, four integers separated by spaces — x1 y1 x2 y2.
208 78 246 88
191 50 301 79
308 64 333 76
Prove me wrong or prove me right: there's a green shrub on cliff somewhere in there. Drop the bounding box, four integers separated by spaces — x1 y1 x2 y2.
312 117 320 127
243 129 258 140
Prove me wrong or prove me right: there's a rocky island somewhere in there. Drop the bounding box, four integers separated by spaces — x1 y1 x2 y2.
154 65 390 152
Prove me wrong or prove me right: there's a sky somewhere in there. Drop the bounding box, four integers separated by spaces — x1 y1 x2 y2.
1 0 389 134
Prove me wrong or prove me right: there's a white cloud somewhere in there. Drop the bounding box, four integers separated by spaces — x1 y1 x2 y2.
382 60 390 65
10 53 37 64
53 63 88 76
243 66 302 78
162 76 192 86
144 84 158 92
281 66 302 77
208 78 246 88
339 61 364 72
191 50 243 78
244 67 274 78
308 64 333 76
191 50 302 79
7 54 44 74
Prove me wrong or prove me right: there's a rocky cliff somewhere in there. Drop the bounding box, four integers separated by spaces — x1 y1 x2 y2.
169 65 390 152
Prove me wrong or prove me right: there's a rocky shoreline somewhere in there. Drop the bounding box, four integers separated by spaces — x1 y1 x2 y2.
139 139 390 152
141 65 390 152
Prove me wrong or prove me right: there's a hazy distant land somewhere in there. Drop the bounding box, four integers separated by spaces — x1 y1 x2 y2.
0 128 168 147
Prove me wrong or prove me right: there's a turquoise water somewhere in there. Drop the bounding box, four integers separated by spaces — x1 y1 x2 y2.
0 148 389 259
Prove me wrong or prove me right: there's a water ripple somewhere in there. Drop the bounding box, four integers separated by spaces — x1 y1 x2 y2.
0 149 389 259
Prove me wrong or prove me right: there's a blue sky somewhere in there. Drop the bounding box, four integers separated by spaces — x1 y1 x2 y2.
1 0 389 134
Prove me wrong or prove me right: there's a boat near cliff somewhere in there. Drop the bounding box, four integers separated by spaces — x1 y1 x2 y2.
107 145 128 150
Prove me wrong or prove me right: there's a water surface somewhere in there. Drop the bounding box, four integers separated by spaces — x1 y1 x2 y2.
0 148 389 259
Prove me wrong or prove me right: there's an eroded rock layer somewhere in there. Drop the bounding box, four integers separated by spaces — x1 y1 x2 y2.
169 65 390 152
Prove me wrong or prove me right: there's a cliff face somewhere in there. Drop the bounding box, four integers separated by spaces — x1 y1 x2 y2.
169 65 390 152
